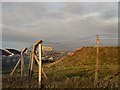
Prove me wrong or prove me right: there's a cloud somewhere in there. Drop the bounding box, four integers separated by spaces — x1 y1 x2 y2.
2 2 118 49
2 25 36 42
2 2 48 26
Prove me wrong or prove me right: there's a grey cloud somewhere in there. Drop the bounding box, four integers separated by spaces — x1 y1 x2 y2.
61 2 118 20
2 2 118 49
100 9 118 19
2 26 36 42
2 2 48 26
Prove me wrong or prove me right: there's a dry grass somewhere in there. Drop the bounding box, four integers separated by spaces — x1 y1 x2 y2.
2 46 120 88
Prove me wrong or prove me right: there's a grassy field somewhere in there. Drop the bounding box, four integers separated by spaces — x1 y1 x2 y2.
2 46 120 89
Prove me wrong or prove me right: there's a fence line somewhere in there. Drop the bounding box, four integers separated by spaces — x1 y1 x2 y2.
3 34 119 88
46 47 84 68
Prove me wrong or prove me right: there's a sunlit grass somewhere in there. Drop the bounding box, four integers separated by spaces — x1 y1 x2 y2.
2 46 120 88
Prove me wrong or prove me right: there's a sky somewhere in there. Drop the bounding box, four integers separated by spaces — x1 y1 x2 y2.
1 2 118 50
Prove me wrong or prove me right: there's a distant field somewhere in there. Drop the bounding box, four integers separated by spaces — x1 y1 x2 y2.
2 46 120 88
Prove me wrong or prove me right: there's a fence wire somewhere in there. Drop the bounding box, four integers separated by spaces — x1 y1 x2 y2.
2 34 119 70
2 34 119 88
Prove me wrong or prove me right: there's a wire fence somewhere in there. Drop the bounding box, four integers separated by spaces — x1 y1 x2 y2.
42 34 118 51
2 34 119 88
2 34 119 70
18 34 118 52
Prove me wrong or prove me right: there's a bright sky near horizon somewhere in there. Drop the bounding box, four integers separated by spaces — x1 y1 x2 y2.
1 2 119 50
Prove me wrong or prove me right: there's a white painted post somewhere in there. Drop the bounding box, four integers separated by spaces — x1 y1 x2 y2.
39 43 42 88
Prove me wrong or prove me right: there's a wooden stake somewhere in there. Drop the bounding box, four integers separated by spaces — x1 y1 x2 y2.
10 58 21 75
38 44 42 88
21 48 27 76
21 52 23 76
10 48 27 76
29 47 34 78
27 40 43 86
34 52 48 80
28 51 31 77
42 68 48 80
94 35 100 88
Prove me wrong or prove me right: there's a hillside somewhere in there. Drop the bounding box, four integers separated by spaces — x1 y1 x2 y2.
46 46 119 67
43 46 119 88
2 46 120 88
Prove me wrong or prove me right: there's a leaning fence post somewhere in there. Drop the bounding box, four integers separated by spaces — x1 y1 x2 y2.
10 48 27 76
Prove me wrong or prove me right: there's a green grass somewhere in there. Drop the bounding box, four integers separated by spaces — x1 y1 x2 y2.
2 46 120 88
43 46 119 88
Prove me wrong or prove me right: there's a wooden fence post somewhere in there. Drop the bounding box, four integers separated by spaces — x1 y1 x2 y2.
21 52 23 76
38 43 42 88
10 48 27 76
30 46 34 78
94 35 100 88
27 40 43 87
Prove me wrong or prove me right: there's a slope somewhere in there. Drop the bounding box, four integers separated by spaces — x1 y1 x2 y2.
43 46 119 88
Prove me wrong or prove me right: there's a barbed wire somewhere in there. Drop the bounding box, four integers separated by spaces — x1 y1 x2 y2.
43 35 96 44
99 33 117 36
23 34 118 52
43 34 118 44
43 38 118 46
100 38 120 40
53 38 95 46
